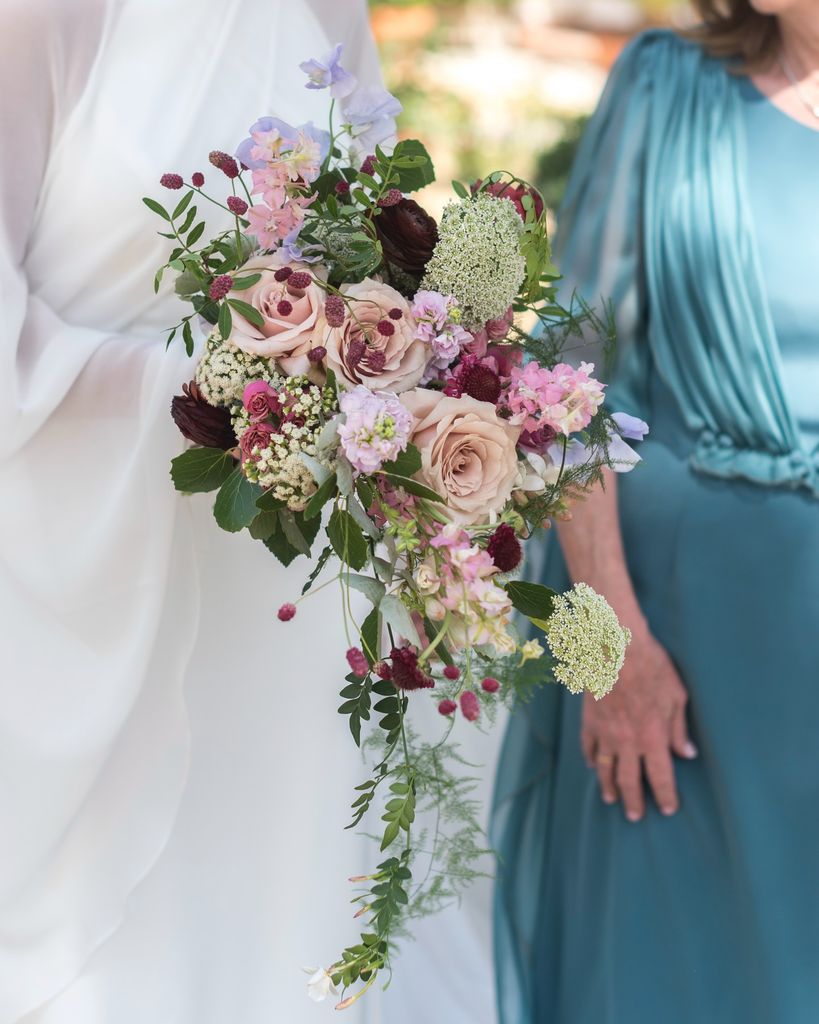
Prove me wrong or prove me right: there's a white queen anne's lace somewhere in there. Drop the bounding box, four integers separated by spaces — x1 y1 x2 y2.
421 193 525 329
195 331 274 407
546 583 631 700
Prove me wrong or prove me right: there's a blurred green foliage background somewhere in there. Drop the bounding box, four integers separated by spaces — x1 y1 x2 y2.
369 0 688 217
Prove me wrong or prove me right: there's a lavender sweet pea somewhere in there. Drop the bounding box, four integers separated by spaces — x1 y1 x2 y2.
300 43 357 99
342 86 402 156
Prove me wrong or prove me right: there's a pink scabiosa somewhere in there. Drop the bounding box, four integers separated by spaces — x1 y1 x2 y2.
487 523 523 572
346 647 369 677
389 646 434 691
438 699 458 716
506 361 605 436
278 603 297 621
460 691 480 722
338 386 413 475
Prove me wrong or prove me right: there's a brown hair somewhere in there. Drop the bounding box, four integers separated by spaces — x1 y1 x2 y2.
686 1 780 71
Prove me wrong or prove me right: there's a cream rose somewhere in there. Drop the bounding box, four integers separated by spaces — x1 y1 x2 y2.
400 390 521 525
321 278 427 394
226 256 324 374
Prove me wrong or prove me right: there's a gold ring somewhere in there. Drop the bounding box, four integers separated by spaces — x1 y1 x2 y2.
596 754 615 766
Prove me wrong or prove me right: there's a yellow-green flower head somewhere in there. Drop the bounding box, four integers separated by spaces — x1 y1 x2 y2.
421 194 525 329
545 583 631 700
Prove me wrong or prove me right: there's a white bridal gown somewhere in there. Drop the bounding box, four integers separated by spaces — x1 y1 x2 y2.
0 2 501 1021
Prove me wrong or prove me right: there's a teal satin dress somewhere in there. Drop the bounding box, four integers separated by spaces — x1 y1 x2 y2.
492 30 819 1024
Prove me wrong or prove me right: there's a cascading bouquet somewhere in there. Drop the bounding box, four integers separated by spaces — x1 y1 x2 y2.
145 44 644 1009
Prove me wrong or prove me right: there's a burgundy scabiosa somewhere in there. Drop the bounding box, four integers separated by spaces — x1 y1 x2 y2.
278 603 297 621
209 275 233 301
481 677 501 694
227 196 248 215
160 173 184 190
438 699 458 716
389 646 434 691
209 150 240 178
487 523 523 572
191 171 205 187
443 665 460 681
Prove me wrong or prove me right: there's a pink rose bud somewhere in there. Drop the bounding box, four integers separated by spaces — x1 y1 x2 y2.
346 647 369 677
277 603 296 621
443 665 460 681
481 676 500 694
438 699 458 717
460 691 480 722
242 380 279 421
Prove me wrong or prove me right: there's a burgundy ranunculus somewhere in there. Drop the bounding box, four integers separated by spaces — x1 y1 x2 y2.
487 523 523 572
239 421 275 461
171 381 237 450
471 179 545 222
374 197 438 277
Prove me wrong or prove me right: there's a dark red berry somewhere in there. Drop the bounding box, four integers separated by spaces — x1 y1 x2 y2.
209 275 233 301
460 691 480 721
324 294 346 327
360 155 376 176
438 699 458 716
366 350 386 373
377 319 395 336
209 150 239 178
308 346 327 363
481 677 501 693
227 196 248 215
378 189 403 208
388 307 403 320
160 173 183 190
191 172 205 187
335 180 351 196
276 300 293 317
288 271 312 290
390 646 434 691
274 266 293 282
443 665 460 681
277 603 297 621
374 660 393 680
347 339 366 368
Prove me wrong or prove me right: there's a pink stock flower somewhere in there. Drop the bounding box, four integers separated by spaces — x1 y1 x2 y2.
506 361 605 436
338 386 413 474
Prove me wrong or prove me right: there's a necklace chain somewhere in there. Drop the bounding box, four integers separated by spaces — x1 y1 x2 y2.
779 53 819 120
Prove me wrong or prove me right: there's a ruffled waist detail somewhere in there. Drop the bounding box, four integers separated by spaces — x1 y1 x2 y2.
691 430 819 499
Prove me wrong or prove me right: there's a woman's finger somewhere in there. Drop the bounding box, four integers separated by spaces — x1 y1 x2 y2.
616 750 644 822
669 701 698 760
581 725 597 768
594 749 618 805
643 742 679 816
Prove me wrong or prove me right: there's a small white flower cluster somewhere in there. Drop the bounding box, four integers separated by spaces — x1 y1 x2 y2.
195 331 274 407
545 583 631 700
421 193 526 329
236 377 335 512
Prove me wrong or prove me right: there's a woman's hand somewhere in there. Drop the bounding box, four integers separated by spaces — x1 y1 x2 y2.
581 625 697 821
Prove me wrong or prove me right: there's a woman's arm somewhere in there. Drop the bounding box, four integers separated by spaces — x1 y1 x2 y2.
557 470 697 821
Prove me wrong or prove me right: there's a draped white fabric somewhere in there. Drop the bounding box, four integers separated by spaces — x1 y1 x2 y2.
0 2 500 1020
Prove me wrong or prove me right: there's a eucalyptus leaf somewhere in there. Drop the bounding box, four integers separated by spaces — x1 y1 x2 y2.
346 575 386 606
347 494 379 539
278 509 310 554
379 594 421 647
299 452 332 486
316 416 340 453
336 455 354 497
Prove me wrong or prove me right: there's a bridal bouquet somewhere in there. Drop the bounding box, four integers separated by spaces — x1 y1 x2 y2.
146 44 640 1009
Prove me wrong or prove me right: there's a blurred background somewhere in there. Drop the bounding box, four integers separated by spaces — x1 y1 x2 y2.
369 0 692 217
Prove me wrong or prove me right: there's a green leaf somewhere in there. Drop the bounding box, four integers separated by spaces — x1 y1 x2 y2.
143 196 170 220
360 606 380 666
303 473 338 520
262 521 301 566
301 544 333 596
153 266 164 293
228 298 265 329
381 443 421 478
218 302 233 340
327 508 368 571
172 190 194 219
248 509 279 541
213 468 263 532
177 205 197 235
505 580 557 621
293 508 321 551
255 490 287 512
231 273 262 290
346 575 386 606
187 220 206 247
380 594 421 647
170 447 235 493
390 140 435 192
451 179 469 199
182 320 194 357
380 473 443 504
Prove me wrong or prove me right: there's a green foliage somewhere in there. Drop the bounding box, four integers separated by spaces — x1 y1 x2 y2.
213 468 263 532
327 507 369 570
170 447 235 493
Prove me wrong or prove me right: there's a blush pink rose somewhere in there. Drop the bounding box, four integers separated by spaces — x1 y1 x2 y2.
400 390 521 525
226 256 325 374
321 278 427 394
242 380 280 421
239 421 275 461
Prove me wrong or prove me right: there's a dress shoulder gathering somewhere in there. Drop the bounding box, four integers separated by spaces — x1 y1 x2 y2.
492 28 819 1024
